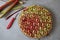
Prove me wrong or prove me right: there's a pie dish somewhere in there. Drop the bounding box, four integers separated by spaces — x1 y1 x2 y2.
18 5 52 38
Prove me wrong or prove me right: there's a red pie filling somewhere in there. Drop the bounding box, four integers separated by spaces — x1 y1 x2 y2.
20 13 41 37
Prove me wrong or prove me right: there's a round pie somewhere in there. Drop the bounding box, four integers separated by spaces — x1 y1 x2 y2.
18 5 52 38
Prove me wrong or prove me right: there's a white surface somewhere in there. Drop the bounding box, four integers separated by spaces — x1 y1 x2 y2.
0 0 60 40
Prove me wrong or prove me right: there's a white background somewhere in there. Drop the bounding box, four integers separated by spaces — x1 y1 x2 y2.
0 0 60 40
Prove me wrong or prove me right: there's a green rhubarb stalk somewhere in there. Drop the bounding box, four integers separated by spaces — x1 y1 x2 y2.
0 0 18 18
12 5 23 10
12 1 24 10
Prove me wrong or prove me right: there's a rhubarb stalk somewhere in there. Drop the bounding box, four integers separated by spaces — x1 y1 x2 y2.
6 6 24 20
0 0 15 11
0 0 18 18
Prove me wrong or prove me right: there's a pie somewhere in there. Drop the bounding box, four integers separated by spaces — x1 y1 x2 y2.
18 5 52 38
